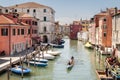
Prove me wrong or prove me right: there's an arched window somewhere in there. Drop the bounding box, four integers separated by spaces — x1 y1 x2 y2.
44 17 47 21
33 9 36 13
27 9 29 13
5 9 8 13
43 26 46 32
14 9 17 12
43 9 46 13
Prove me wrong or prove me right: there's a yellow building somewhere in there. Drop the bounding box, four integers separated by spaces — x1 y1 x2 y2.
81 20 89 31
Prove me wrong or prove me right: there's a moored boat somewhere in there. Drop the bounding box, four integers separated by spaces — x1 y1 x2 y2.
32 58 48 63
60 39 65 44
43 50 61 56
96 69 113 80
105 57 120 80
52 44 64 48
29 61 48 67
10 65 31 74
36 53 55 60
84 42 93 49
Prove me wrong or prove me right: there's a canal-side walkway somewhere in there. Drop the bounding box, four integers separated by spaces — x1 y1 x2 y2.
0 47 36 72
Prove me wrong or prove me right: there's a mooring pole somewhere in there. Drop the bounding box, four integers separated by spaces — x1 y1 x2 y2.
21 58 23 78
7 66 10 80
10 58 12 75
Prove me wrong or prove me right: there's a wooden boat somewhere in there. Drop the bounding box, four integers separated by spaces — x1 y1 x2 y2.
32 58 48 63
29 61 48 67
105 57 120 79
10 66 31 74
96 69 113 80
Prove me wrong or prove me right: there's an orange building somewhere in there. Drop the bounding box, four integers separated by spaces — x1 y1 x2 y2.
93 8 114 51
0 13 37 56
19 13 39 45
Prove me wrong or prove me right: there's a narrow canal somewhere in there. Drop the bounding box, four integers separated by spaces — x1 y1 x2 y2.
0 38 98 80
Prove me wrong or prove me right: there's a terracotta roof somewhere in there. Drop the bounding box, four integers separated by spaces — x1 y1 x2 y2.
21 13 32 18
96 12 107 16
0 15 15 24
20 22 29 26
17 12 38 20
17 12 32 18
7 2 50 8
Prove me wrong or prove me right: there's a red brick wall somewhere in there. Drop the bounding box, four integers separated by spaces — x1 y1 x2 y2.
70 25 82 40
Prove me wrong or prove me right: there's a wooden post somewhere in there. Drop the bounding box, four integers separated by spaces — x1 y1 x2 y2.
25 54 27 62
20 56 23 78
34 54 36 67
42 49 44 59
21 59 23 78
7 66 10 80
28 55 30 67
39 50 40 60
26 54 29 67
20 57 22 66
10 58 12 75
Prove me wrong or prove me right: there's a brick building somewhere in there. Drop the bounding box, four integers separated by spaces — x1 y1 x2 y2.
70 21 82 40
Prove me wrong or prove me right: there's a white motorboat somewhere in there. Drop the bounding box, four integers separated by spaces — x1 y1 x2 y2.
36 53 55 60
47 50 61 56
32 58 48 63
29 61 48 67
42 50 61 56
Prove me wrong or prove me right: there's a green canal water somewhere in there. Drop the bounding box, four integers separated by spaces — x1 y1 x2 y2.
0 39 106 80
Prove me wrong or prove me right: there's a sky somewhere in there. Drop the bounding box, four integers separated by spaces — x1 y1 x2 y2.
0 0 120 25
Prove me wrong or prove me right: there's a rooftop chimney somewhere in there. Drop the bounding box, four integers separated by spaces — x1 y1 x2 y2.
115 7 117 14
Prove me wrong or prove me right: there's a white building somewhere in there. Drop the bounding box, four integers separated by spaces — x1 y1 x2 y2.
0 6 5 13
77 32 82 41
112 12 120 60
88 19 96 45
112 13 120 50
3 2 55 43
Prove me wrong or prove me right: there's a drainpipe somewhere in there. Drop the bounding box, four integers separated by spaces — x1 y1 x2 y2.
9 24 11 56
115 7 117 31
114 7 117 47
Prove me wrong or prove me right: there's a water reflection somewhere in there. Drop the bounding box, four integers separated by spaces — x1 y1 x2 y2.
0 39 97 80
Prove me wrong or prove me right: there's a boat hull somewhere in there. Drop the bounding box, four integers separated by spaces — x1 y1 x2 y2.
32 58 48 63
96 70 113 80
53 45 64 48
29 61 48 67
67 64 73 69
36 53 55 60
11 66 31 74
